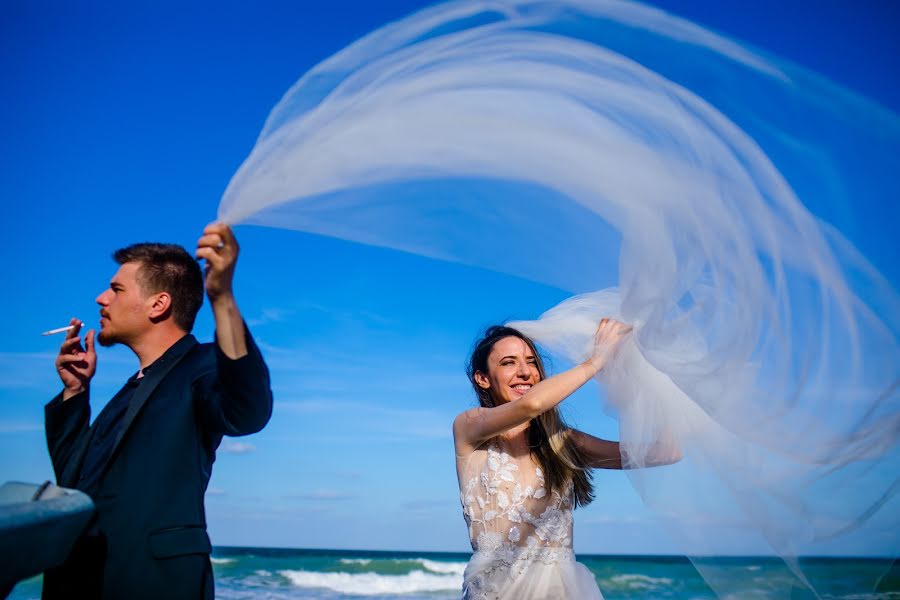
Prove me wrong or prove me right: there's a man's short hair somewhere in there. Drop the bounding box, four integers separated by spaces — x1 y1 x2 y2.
113 243 204 332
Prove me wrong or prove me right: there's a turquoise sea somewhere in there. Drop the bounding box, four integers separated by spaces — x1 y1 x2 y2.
9 548 898 599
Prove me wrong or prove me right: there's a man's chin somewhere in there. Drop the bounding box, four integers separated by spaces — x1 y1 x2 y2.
97 330 119 347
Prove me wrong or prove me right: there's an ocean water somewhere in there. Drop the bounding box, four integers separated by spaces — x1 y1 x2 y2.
9 548 898 599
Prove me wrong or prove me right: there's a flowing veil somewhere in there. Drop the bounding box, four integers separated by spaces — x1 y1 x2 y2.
217 1 899 596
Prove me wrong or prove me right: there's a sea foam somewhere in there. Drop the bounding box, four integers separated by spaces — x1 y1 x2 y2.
337 556 467 575
412 558 467 576
608 573 674 590
339 558 373 565
279 569 462 594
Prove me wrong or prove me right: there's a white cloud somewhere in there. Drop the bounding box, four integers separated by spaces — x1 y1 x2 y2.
0 421 44 433
0 352 56 361
0 351 60 389
582 514 649 525
274 399 340 414
246 308 293 327
0 348 136 391
402 498 455 511
220 440 256 454
289 490 357 501
274 398 454 441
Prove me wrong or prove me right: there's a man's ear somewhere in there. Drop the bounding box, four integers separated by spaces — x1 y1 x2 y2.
148 292 173 321
473 371 490 390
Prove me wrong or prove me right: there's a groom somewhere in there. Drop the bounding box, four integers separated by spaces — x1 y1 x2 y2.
43 223 273 599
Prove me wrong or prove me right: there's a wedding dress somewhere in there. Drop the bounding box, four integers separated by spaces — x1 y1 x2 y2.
458 440 603 599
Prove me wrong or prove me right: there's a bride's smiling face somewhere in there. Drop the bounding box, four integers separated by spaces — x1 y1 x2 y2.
475 336 541 404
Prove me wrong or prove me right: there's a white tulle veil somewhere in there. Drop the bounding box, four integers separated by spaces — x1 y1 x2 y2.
217 1 899 596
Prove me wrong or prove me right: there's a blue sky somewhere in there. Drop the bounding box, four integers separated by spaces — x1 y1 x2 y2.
1 1 897 555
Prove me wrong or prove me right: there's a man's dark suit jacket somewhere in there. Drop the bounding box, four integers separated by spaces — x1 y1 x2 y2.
42 329 273 600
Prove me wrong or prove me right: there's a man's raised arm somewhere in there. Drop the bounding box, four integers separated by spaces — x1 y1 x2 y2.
195 222 272 436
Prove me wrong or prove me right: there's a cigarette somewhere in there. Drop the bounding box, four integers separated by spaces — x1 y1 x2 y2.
41 324 82 336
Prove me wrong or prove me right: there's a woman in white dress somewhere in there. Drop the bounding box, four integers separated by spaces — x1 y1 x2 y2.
454 319 672 599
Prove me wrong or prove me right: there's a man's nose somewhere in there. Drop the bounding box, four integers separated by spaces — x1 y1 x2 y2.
96 290 109 305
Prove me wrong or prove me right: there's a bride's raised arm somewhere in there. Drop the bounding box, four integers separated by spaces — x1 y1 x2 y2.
453 318 631 454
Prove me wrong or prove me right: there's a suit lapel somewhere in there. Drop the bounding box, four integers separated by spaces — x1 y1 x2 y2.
109 335 198 461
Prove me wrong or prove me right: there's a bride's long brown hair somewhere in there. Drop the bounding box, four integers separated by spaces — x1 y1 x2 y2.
466 325 594 508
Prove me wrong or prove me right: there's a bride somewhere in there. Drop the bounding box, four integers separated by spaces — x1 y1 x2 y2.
454 319 679 599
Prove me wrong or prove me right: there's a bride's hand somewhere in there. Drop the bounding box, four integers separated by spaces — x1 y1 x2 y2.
586 318 632 373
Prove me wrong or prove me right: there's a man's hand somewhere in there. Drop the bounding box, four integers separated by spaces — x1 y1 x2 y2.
55 318 97 401
197 222 248 359
196 222 239 304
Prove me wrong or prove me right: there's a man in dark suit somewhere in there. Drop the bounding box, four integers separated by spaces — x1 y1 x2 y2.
43 222 273 599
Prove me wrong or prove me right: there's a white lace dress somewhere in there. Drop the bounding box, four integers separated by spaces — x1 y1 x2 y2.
457 441 604 599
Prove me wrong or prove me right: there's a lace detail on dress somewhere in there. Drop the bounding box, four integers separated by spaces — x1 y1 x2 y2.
475 534 575 563
459 441 575 595
465 546 576 600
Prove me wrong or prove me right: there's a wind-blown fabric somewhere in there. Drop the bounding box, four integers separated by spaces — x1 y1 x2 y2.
218 1 899 596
